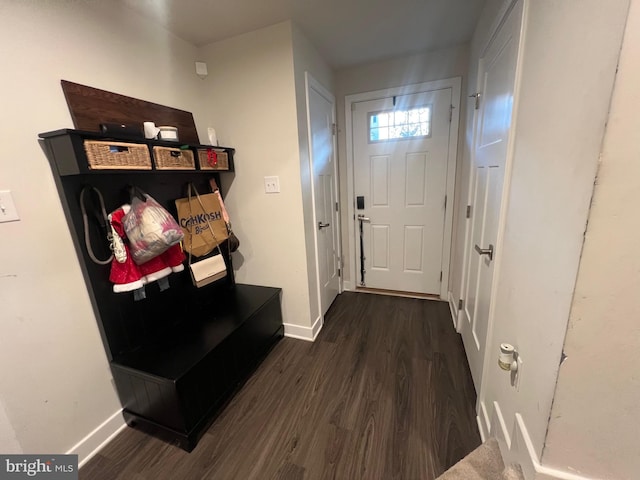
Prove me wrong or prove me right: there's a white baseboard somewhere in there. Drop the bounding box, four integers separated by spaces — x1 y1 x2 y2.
480 400 491 438
512 414 601 480
0 399 21 453
284 315 323 342
493 401 512 449
447 291 458 329
456 309 464 333
342 280 355 291
67 409 126 468
476 415 487 443
482 404 601 480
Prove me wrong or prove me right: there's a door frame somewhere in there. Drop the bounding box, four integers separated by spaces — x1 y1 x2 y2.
305 72 343 316
345 77 462 299
453 80 482 331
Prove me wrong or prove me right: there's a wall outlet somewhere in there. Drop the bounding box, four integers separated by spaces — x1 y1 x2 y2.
0 190 20 223
264 176 280 194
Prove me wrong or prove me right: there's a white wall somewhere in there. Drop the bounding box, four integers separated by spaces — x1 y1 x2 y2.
291 23 335 331
0 0 205 462
199 22 315 330
335 45 470 288
542 1 639 478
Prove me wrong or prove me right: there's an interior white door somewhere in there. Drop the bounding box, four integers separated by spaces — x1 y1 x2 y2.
307 76 340 316
460 2 522 390
353 88 452 294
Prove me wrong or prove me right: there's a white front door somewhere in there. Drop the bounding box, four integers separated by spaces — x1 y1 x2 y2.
353 88 452 295
307 74 340 316
460 1 523 390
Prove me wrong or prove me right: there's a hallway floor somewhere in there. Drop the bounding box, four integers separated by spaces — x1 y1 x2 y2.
81 292 481 479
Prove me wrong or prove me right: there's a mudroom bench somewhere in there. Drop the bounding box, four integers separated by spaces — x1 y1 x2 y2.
112 284 283 451
39 127 284 451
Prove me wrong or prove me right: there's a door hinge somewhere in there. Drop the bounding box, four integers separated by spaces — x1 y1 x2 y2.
338 268 341 277
444 195 448 210
470 92 482 110
335 202 339 212
440 271 443 282
449 104 454 122
332 123 337 135
466 205 472 218
458 299 464 310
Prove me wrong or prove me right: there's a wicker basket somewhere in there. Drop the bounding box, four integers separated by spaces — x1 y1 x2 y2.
197 148 229 171
84 140 152 170
153 146 195 170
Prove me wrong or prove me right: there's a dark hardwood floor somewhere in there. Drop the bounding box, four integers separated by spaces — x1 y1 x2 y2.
81 292 480 479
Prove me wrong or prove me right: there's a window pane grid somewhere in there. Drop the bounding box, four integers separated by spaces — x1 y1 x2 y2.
369 106 431 142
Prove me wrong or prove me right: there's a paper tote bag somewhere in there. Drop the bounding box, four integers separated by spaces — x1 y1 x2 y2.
175 188 229 257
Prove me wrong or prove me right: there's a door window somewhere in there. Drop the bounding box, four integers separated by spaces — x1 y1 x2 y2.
368 106 432 142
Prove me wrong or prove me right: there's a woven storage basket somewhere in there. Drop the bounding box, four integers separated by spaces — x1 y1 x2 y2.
153 146 195 170
197 148 229 171
84 140 152 170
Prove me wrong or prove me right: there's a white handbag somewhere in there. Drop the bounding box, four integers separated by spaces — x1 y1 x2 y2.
189 253 226 288
187 183 227 288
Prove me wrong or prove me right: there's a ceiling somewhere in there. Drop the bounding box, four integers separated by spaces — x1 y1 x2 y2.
118 0 485 68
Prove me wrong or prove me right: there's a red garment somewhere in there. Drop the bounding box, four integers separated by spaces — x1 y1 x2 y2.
161 244 186 273
109 205 186 293
108 207 144 293
137 254 171 283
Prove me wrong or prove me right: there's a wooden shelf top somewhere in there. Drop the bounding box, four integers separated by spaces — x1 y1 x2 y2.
39 128 235 153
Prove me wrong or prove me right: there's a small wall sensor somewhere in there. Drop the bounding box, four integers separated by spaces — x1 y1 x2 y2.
195 62 208 79
498 343 517 372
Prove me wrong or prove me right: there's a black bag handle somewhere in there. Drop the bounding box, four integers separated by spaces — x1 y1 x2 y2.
127 185 147 203
79 186 113 265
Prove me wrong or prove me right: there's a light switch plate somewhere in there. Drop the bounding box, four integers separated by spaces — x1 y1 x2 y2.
0 190 19 223
264 176 280 193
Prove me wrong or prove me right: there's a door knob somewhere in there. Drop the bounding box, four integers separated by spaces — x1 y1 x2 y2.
318 222 330 229
357 214 370 221
474 244 494 261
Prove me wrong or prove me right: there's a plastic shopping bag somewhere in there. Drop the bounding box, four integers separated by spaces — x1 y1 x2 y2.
123 192 184 265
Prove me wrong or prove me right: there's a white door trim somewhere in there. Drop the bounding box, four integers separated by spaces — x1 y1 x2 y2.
345 77 461 299
305 72 342 320
453 89 481 332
